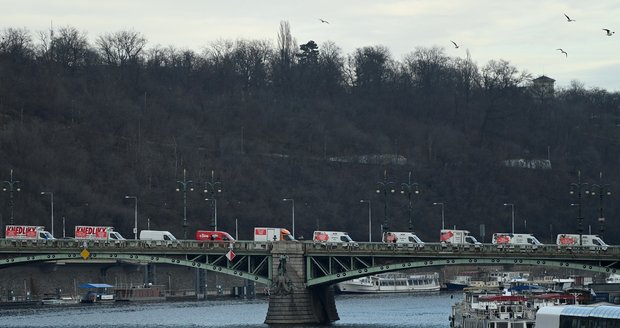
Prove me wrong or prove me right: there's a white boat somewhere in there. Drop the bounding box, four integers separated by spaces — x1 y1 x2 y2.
337 272 440 293
536 305 620 327
606 273 620 283
41 296 79 305
450 288 589 328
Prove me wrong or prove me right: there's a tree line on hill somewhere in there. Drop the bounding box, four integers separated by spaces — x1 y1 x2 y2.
1 22 619 243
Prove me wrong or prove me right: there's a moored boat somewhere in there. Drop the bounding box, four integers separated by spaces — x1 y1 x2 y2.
79 283 115 303
41 296 79 305
450 287 590 328
446 275 472 291
337 272 440 293
535 304 620 327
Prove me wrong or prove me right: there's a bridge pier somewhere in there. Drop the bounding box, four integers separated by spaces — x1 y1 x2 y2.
265 243 339 325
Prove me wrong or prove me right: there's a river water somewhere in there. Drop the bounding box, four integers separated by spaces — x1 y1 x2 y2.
1 292 462 328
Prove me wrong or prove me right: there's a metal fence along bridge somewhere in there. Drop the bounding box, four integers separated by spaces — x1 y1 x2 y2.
0 240 619 324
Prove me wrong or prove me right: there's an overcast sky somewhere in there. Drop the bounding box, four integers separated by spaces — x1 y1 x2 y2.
3 0 619 91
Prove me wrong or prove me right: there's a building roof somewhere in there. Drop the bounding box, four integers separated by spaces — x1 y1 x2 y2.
79 283 114 289
533 75 556 82
538 305 620 319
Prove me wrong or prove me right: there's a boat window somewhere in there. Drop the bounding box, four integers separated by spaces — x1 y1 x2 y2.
496 323 508 328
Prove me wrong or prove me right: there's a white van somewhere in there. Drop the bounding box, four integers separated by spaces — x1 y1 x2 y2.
139 230 177 241
556 234 608 250
492 233 542 247
440 229 481 247
313 231 357 246
382 231 424 247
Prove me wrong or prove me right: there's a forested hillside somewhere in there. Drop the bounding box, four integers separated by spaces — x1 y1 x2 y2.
1 24 619 243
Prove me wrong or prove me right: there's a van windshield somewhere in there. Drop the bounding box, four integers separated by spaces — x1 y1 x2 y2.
164 234 177 241
110 232 125 240
41 232 54 240
340 235 353 242
466 236 478 244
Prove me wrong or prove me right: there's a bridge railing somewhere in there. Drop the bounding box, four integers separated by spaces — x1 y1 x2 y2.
0 239 274 253
301 241 620 257
0 239 618 257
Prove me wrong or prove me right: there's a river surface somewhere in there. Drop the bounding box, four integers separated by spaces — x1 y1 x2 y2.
1 292 462 328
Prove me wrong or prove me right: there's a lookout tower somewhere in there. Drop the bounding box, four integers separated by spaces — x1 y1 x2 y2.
531 75 555 101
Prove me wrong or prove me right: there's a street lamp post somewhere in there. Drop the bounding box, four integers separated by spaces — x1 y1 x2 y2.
203 170 222 231
2 169 21 225
204 198 217 230
586 172 611 236
283 198 295 238
376 170 395 233
569 170 588 245
176 168 194 239
400 171 420 232
40 191 54 236
433 202 445 230
125 196 138 239
503 203 515 234
360 200 372 242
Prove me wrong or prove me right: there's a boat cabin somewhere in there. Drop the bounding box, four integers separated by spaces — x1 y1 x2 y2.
79 283 115 303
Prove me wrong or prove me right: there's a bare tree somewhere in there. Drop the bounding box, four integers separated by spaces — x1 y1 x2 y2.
404 46 449 90
317 41 345 92
481 59 530 92
233 39 273 94
273 21 296 92
96 30 147 66
0 27 34 60
350 45 393 92
50 26 91 69
277 21 296 69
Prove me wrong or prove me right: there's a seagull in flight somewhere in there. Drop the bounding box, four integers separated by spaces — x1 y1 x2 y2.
319 18 329 24
450 40 461 48
564 13 575 22
557 48 567 57
603 28 615 36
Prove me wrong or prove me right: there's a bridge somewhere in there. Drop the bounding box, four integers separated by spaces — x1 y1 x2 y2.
1 239 619 324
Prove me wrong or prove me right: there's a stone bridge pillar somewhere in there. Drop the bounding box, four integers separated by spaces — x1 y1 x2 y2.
265 242 339 324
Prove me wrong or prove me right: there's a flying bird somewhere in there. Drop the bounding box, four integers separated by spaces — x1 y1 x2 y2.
319 18 329 24
603 28 615 36
450 40 460 48
564 13 575 22
557 48 567 57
